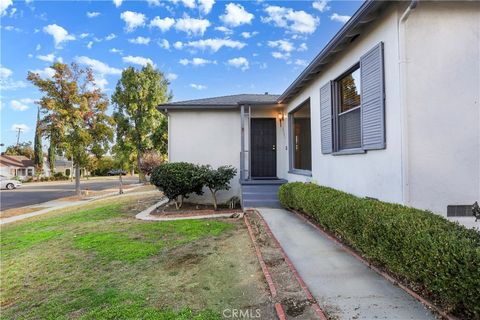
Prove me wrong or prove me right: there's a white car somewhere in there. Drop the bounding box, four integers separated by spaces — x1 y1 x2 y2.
0 176 22 190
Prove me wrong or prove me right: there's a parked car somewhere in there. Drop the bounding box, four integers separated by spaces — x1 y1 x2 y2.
107 169 127 176
0 176 22 190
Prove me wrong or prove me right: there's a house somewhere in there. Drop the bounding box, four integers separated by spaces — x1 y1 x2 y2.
158 1 480 217
44 156 74 178
0 155 35 180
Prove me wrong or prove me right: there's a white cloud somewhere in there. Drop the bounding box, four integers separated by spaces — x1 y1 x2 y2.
271 51 290 60
171 0 195 9
198 0 215 15
120 11 146 32
294 59 308 66
113 0 123 7
312 0 330 13
122 55 154 67
79 33 90 39
262 5 319 34
0 66 12 79
0 0 12 16
128 36 151 45
147 0 161 6
166 73 178 81
215 26 232 34
20 98 35 104
87 41 93 49
0 66 27 90
3 25 21 32
241 31 258 39
227 57 249 71
29 67 56 78
10 100 29 111
149 16 175 32
87 11 100 18
158 39 170 49
267 39 294 52
173 41 183 49
43 24 76 48
110 48 123 54
220 3 253 27
35 44 41 51
179 57 216 66
174 16 210 36
105 33 116 41
76 56 122 75
11 124 30 133
189 83 206 90
177 38 246 52
36 53 55 62
330 13 350 23
299 43 308 51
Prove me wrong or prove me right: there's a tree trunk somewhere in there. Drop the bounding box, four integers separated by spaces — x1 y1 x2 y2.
75 164 81 196
119 174 124 194
209 188 218 210
137 150 145 183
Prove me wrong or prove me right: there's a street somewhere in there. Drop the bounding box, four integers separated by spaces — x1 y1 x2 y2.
0 176 139 211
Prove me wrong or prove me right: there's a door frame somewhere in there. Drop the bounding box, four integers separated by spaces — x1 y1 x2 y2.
250 117 277 179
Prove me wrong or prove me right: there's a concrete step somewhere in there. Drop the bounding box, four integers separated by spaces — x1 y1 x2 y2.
243 199 282 209
242 192 278 201
241 184 281 194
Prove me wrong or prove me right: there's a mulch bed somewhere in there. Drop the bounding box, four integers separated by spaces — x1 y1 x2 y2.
151 202 243 218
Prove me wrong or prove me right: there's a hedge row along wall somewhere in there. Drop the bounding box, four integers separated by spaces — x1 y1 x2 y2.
278 182 480 319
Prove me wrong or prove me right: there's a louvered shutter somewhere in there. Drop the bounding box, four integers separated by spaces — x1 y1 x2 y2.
360 42 386 150
320 81 333 154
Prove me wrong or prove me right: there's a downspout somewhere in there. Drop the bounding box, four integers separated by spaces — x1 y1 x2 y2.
165 108 170 162
398 0 418 206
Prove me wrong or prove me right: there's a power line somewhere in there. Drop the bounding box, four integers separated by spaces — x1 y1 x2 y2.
16 128 23 147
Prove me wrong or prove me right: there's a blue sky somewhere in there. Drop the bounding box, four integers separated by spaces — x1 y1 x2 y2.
0 0 362 151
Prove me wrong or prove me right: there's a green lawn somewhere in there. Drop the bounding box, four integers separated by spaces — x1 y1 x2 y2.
1 195 269 319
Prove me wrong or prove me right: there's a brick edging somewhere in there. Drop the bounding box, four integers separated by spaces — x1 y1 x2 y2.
254 210 328 320
291 209 457 320
243 214 286 320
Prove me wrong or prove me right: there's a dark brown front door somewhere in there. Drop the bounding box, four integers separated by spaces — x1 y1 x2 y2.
251 118 276 178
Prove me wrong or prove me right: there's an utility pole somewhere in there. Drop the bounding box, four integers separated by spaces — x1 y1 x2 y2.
16 128 23 146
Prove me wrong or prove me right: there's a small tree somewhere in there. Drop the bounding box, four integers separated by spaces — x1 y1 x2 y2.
150 162 203 209
139 150 162 177
199 165 237 210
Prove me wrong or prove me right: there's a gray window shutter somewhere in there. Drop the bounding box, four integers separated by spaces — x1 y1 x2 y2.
320 81 333 154
360 42 385 150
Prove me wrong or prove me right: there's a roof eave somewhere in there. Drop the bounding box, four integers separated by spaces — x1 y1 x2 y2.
277 0 388 104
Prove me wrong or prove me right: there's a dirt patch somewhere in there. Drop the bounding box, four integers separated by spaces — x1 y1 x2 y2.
245 211 324 320
152 202 243 218
0 207 47 219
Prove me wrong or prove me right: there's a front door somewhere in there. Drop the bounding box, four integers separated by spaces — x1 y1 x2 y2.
250 118 276 178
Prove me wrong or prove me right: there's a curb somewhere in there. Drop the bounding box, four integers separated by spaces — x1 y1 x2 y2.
244 214 286 320
291 209 456 320
254 210 328 320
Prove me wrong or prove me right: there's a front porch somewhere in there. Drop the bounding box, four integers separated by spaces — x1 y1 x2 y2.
238 103 287 208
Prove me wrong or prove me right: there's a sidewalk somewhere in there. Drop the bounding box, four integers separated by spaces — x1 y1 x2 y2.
0 184 148 225
258 208 436 320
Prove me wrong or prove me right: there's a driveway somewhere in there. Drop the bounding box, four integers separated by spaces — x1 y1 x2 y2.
0 176 139 211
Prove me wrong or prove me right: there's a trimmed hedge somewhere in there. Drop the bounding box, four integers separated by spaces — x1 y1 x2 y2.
278 182 480 318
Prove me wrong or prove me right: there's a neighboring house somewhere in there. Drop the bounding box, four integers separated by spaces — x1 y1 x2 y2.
0 155 35 180
158 1 480 217
44 156 74 178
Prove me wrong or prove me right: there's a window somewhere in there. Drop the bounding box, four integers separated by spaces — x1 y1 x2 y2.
336 66 361 150
289 99 312 172
27 168 33 176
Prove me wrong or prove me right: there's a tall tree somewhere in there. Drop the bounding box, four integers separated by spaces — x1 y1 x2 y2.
33 107 44 176
112 64 171 182
27 62 114 195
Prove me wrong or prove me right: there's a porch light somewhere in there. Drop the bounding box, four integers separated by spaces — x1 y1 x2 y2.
278 112 285 126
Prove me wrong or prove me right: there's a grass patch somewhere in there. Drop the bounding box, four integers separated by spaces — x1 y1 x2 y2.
0 194 267 319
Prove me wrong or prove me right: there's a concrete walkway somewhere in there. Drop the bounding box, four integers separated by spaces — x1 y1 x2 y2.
258 208 436 320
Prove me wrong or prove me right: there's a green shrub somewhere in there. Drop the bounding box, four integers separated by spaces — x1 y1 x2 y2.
150 162 204 209
278 182 480 318
198 165 237 210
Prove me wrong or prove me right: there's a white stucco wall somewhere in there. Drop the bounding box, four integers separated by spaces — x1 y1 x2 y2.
281 7 405 204
405 1 480 215
167 109 241 204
